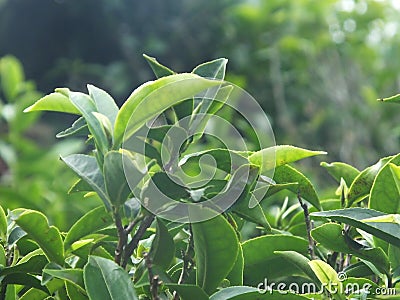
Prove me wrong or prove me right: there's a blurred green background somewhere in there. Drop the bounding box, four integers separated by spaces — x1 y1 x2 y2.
0 0 399 229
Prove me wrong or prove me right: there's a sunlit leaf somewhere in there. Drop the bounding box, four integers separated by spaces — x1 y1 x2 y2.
24 91 80 114
249 145 326 173
12 209 64 265
114 73 222 147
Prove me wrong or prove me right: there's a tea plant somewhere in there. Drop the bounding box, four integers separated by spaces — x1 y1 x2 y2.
0 55 399 299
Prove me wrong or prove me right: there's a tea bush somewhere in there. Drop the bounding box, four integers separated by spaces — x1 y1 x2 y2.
0 55 399 299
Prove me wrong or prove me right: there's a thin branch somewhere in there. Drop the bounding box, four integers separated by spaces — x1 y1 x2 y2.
113 208 127 266
144 252 161 300
125 216 143 235
122 215 155 268
173 226 194 300
297 192 316 259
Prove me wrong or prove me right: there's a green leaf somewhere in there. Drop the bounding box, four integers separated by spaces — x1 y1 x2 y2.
242 235 308 285
165 284 209 300
253 182 298 200
347 156 393 206
320 161 360 184
274 251 320 284
43 263 85 293
64 206 113 251
0 55 24 101
190 58 228 120
2 273 49 294
69 91 110 154
210 286 309 300
311 208 400 247
273 164 321 210
249 145 326 172
0 253 48 276
114 73 223 147
369 156 400 213
24 92 80 114
143 54 175 78
311 223 390 275
66 281 89 300
231 166 271 230
308 260 346 300
18 288 48 300
61 154 111 210
388 244 400 273
84 256 138 300
379 93 400 103
5 284 16 300
103 151 132 206
0 204 7 241
0 244 6 266
12 209 64 265
87 84 119 129
179 148 249 174
190 207 239 294
150 218 175 269
56 117 89 138
192 58 227 80
226 244 244 286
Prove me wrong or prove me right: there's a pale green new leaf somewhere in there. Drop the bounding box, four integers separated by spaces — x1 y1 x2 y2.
249 145 326 173
24 92 80 114
308 260 346 300
69 91 110 154
87 84 119 128
114 73 222 147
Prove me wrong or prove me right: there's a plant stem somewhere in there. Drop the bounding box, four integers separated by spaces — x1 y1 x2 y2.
113 208 127 266
297 192 316 259
122 215 155 269
144 252 161 300
173 226 194 300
